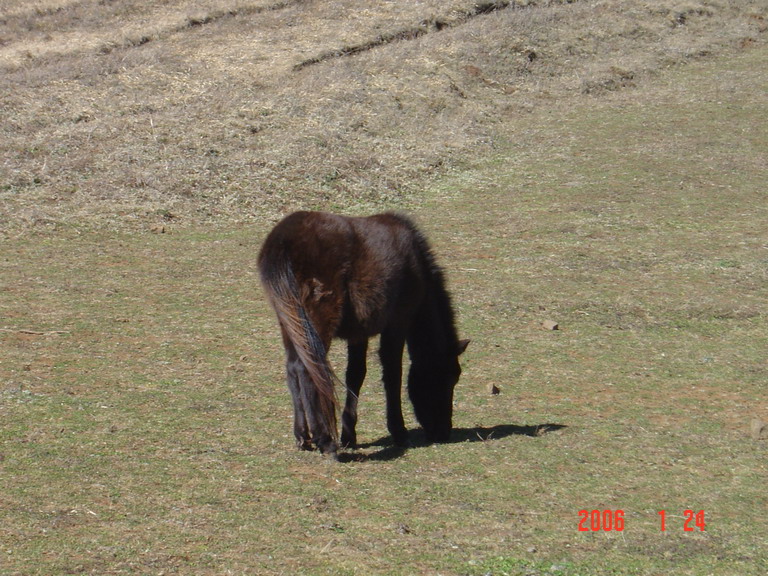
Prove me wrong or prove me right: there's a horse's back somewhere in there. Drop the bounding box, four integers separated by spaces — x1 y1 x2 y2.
259 211 355 286
259 211 430 339
260 211 424 278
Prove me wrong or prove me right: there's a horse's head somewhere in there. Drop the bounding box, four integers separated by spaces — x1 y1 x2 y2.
408 339 469 442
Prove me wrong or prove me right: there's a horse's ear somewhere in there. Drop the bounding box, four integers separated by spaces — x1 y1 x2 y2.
457 339 470 355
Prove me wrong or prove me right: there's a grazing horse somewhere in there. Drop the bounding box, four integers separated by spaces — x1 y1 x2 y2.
258 211 468 459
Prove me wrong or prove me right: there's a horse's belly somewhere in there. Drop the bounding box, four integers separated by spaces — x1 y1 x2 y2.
335 311 386 341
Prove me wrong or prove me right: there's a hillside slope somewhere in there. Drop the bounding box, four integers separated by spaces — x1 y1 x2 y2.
1 0 765 232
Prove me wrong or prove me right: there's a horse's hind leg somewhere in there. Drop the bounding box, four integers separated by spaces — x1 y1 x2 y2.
341 340 368 448
297 374 338 458
288 352 339 457
287 351 339 458
285 344 312 451
380 330 409 447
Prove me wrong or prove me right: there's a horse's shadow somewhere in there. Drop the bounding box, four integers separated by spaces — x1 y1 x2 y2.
339 423 567 463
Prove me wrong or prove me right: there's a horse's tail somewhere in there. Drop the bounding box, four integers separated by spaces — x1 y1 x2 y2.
259 260 339 442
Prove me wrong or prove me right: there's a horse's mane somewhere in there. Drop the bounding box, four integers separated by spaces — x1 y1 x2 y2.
392 214 461 358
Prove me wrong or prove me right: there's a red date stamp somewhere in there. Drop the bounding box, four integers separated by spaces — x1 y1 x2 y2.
578 510 706 532
658 509 706 532
578 509 625 532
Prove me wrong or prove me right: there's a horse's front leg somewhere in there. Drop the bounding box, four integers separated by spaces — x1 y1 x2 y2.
379 330 409 447
341 340 368 448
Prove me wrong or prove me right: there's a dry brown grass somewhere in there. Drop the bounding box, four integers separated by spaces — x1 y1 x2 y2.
2 0 766 234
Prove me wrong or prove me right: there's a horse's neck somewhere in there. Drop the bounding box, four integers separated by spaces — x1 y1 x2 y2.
407 285 456 362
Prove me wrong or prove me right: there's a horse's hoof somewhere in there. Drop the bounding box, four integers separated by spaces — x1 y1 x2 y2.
392 431 410 448
340 435 357 449
425 429 451 444
317 437 340 459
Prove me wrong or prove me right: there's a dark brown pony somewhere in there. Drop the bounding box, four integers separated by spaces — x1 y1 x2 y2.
258 211 468 459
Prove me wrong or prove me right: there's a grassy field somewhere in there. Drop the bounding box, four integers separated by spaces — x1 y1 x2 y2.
2 1 767 575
